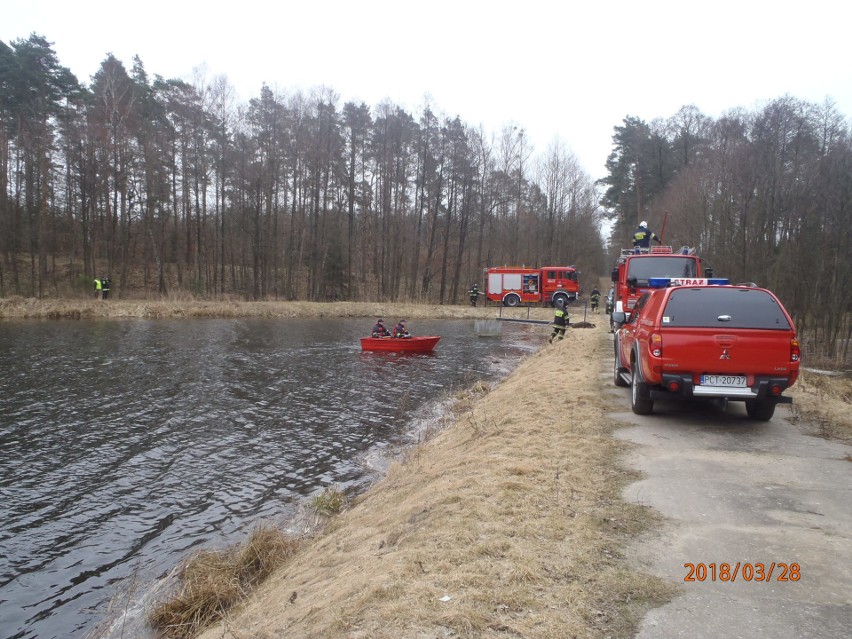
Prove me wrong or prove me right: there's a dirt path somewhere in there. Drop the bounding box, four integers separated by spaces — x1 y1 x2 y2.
605 336 852 638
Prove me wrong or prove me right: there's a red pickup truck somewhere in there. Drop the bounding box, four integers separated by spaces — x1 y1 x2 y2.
612 280 800 420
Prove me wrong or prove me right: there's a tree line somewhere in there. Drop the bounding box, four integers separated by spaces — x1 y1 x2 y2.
2 34 848 363
0 34 604 306
601 101 851 365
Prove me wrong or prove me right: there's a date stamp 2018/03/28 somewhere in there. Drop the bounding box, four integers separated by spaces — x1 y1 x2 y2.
684 562 800 583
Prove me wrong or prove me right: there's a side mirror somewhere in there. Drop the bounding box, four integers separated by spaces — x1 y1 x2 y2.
611 311 626 325
611 268 618 282
705 266 713 278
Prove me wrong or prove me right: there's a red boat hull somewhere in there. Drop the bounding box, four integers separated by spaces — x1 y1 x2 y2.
360 336 440 352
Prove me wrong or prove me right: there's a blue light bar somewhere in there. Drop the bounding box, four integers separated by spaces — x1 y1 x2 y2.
648 277 731 288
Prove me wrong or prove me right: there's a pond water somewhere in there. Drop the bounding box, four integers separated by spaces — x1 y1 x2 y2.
0 317 540 639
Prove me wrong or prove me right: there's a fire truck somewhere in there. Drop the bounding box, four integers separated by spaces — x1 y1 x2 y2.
484 265 580 307
611 246 713 325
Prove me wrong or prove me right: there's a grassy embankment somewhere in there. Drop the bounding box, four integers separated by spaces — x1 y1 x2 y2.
0 296 495 321
165 319 675 639
8 297 848 638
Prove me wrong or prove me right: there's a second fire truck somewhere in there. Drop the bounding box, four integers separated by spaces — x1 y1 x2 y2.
484 265 580 307
611 246 713 325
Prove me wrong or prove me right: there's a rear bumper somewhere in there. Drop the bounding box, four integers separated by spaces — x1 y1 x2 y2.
652 374 793 404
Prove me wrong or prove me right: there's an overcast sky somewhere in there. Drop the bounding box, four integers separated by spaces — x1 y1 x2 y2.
3 0 850 180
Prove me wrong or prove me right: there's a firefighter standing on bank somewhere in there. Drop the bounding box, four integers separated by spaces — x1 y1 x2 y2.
590 287 601 313
549 300 570 343
93 276 102 299
468 283 480 307
101 275 111 300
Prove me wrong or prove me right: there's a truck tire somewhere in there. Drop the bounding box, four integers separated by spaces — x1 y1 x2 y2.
613 341 628 387
630 355 654 415
552 293 569 308
745 399 776 421
504 293 521 307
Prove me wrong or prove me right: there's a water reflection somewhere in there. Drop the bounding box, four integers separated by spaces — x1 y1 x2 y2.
0 317 539 639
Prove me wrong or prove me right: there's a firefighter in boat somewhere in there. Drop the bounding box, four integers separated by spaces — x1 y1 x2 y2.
392 319 411 338
372 318 391 337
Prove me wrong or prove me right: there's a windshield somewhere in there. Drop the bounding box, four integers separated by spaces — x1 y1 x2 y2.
628 257 698 283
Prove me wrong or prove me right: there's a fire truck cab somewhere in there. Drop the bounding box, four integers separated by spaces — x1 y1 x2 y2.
611 246 712 326
485 266 579 307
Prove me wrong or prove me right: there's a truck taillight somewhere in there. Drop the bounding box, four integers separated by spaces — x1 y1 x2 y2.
649 332 663 358
791 337 800 362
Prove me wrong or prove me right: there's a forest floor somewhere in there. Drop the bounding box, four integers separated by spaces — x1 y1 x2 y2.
6 297 849 638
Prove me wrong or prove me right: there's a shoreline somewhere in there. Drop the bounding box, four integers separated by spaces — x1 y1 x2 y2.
84 317 668 639
8 299 847 637
175 322 675 638
0 297 533 321
94 331 532 639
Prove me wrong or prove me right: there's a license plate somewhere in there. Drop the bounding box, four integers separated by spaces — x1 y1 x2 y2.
700 375 747 387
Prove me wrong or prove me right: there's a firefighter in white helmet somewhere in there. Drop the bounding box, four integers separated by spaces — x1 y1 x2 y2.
632 220 661 249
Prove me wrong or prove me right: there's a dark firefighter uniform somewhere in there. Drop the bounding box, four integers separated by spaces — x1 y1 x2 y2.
549 305 570 343
468 283 480 307
632 221 661 249
590 288 601 312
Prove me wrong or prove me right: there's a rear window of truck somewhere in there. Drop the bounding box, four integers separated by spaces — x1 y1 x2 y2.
662 288 792 329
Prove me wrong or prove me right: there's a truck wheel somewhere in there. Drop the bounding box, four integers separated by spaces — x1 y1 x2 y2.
552 293 569 308
504 294 521 307
745 399 776 421
613 341 628 387
630 357 654 415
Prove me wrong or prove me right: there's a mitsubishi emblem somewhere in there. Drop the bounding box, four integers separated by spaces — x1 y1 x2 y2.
720 349 731 360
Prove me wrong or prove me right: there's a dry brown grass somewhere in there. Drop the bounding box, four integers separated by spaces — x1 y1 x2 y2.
17 295 849 637
0 296 528 321
786 369 852 442
192 324 675 639
148 525 300 638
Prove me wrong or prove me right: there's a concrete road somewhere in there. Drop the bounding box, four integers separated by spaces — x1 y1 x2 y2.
603 367 852 638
